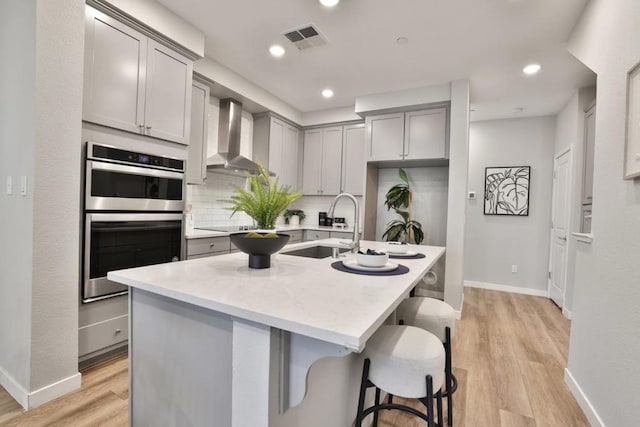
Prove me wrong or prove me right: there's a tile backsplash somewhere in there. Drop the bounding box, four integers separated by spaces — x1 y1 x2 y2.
187 173 253 228
187 175 363 229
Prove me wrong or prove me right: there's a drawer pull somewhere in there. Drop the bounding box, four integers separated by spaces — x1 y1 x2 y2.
115 329 122 335
210 243 216 247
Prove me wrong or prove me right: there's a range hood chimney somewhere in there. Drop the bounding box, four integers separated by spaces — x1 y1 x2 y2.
206 98 265 175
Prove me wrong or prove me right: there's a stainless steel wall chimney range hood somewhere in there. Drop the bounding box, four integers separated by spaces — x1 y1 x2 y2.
206 98 265 175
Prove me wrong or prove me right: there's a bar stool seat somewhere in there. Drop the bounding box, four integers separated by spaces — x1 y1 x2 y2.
396 297 457 426
356 325 445 427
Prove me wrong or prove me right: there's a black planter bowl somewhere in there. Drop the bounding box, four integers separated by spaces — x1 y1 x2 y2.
230 232 291 269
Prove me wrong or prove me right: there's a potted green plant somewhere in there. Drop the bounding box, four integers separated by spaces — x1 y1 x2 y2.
283 209 306 226
381 168 424 244
228 163 301 229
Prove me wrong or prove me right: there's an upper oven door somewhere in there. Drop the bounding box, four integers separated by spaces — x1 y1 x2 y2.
86 160 184 211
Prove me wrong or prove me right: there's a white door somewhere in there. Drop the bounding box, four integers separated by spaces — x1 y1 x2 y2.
404 108 447 160
341 124 365 195
302 129 323 195
366 113 404 161
549 149 572 307
321 127 343 195
282 125 299 191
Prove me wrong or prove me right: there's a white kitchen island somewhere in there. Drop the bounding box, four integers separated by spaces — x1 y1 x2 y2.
108 238 445 427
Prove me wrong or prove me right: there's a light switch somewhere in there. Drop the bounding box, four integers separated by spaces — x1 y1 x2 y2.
20 176 27 196
6 176 12 195
468 191 476 200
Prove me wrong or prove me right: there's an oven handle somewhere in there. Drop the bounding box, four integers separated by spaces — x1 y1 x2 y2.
89 160 185 180
88 213 184 222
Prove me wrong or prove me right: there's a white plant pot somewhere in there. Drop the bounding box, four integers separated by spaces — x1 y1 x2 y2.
290 215 300 226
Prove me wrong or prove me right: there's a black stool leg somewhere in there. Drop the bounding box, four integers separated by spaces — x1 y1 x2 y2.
445 326 453 426
436 390 443 427
373 387 381 427
426 374 434 427
355 358 371 427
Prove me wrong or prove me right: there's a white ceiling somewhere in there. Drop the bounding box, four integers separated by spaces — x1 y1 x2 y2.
157 0 596 121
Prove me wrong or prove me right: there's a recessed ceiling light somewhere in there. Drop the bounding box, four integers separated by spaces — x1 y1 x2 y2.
321 89 334 98
523 63 541 75
319 0 340 7
269 45 285 58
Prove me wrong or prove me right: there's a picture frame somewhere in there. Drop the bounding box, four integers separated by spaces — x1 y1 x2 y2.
624 61 640 179
484 166 530 216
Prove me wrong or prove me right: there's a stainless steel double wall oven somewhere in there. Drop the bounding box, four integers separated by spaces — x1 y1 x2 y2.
83 142 185 302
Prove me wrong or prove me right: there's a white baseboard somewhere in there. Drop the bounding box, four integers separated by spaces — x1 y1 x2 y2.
562 307 573 320
28 372 81 409
464 280 548 297
564 368 605 427
0 365 29 409
453 292 464 319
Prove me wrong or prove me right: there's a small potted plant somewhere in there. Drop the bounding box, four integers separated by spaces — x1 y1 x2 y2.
227 163 301 268
283 209 306 226
381 168 424 244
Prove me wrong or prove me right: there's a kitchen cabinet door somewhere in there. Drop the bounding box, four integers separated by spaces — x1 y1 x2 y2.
404 108 448 160
583 105 596 204
144 39 193 145
282 125 300 190
186 81 209 184
302 129 323 195
83 7 147 134
268 117 299 190
341 124 365 195
268 118 285 181
321 127 343 195
366 113 404 161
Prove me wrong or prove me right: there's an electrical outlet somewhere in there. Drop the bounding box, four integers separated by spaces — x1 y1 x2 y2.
468 191 476 200
6 176 12 195
511 264 518 273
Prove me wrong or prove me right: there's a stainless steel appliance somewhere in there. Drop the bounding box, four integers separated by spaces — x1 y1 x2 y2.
83 143 185 302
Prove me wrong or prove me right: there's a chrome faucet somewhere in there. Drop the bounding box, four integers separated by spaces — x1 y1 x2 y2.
327 193 360 253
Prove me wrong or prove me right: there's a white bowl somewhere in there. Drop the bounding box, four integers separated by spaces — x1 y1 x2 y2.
355 251 389 268
386 242 409 254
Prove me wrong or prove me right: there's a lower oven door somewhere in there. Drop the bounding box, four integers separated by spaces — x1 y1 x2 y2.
83 213 183 303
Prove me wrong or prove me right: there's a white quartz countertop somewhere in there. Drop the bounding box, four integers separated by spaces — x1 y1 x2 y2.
108 239 445 351
185 224 359 239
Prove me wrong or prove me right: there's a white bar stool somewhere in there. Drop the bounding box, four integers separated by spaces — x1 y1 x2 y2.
355 325 445 427
396 297 457 426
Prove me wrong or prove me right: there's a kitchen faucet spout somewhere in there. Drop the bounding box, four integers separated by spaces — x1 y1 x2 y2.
327 193 360 253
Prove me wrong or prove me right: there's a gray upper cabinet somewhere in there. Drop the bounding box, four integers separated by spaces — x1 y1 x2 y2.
341 124 366 195
404 108 447 160
366 108 448 161
187 81 210 184
366 113 405 161
302 126 342 196
253 115 300 190
83 6 193 145
582 104 596 205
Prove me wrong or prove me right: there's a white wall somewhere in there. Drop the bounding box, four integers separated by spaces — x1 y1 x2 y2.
563 1 640 425
0 0 37 406
464 117 555 293
0 0 83 408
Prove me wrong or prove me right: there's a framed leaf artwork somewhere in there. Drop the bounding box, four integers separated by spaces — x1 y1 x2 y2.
484 166 530 216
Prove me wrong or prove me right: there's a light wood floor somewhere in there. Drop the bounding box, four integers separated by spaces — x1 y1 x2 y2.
0 288 588 426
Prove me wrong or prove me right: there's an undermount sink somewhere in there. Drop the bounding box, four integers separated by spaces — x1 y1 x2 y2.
280 245 350 259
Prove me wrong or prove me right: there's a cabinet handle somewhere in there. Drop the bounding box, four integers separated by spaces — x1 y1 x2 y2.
115 329 122 335
138 124 144 129
146 125 152 130
209 243 216 248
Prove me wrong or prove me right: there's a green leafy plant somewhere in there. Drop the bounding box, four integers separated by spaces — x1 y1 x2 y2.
381 168 424 244
283 209 306 224
228 163 301 229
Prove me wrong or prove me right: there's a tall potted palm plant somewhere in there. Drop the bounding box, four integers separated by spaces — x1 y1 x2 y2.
382 168 424 244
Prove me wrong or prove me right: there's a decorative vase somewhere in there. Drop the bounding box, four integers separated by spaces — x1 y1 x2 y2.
290 215 300 226
229 233 291 269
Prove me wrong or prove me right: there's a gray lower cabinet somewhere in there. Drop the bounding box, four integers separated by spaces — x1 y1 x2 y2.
187 236 231 259
304 230 331 241
330 231 355 240
79 294 128 361
284 230 303 243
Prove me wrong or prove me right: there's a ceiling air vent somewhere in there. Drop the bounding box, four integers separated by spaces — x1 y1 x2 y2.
283 24 327 50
